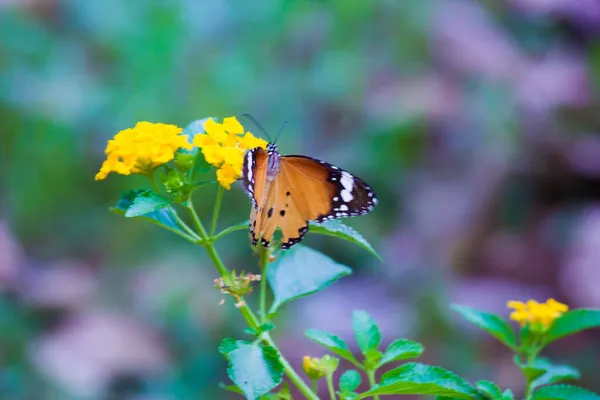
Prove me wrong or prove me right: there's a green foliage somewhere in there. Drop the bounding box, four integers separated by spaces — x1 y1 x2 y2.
219 339 284 400
352 310 381 356
304 329 360 366
356 363 484 399
531 384 600 400
339 370 361 393
452 305 518 350
124 190 171 217
544 309 600 344
267 245 352 313
514 357 580 390
476 381 503 398
111 189 187 235
378 338 424 367
309 220 381 260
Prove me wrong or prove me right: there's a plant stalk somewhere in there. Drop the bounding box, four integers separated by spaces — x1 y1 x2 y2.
210 185 224 237
367 370 380 400
185 194 318 400
326 373 336 400
259 247 269 323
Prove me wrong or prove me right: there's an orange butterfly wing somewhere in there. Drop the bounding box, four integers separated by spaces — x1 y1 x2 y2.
243 147 377 249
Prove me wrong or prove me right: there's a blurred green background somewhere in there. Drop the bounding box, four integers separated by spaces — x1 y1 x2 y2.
2 0 600 398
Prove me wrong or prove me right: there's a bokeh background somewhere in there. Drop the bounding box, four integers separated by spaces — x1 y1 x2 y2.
2 0 600 398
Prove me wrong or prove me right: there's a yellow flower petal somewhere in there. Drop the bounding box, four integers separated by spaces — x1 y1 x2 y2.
204 118 228 143
202 144 225 166
223 116 244 135
95 122 188 180
216 163 239 190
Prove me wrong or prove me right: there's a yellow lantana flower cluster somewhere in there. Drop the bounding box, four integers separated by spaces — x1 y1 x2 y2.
193 117 268 189
95 121 191 180
507 298 569 329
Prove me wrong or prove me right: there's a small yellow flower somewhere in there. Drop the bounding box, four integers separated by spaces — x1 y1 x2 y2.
193 116 268 189
507 298 569 330
302 356 326 380
95 122 191 180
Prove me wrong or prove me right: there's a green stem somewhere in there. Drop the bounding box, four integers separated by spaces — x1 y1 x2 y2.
311 379 318 394
171 207 204 243
259 247 269 323
184 195 317 400
524 345 541 400
210 186 224 237
326 373 336 400
367 370 380 400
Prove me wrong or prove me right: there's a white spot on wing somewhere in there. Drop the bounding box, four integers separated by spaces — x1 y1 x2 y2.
340 171 354 191
341 189 353 202
339 204 349 211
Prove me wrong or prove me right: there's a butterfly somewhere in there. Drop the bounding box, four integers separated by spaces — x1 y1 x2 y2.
242 143 378 249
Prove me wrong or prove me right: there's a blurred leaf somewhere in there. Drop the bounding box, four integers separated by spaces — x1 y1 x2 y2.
531 384 600 400
545 309 600 344
182 117 211 139
110 189 187 236
190 149 211 178
515 358 580 390
378 339 424 368
124 190 171 217
267 245 351 313
352 310 381 356
356 363 483 399
502 389 515 400
339 370 361 393
219 339 284 400
476 381 502 399
219 383 244 395
452 305 518 350
309 220 381 261
304 329 360 365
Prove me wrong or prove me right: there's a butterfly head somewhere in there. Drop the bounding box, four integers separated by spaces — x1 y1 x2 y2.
266 143 279 155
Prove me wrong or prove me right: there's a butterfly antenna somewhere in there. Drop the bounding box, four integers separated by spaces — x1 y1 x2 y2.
273 121 288 145
240 113 272 142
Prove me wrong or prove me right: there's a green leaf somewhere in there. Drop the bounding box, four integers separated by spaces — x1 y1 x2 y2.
451 305 517 350
355 362 484 399
110 190 187 235
219 383 245 395
545 309 600 344
378 339 424 367
352 310 381 355
214 220 250 241
309 220 382 261
219 339 284 400
304 329 360 365
476 380 502 399
502 389 515 400
339 370 361 393
124 190 171 217
244 323 275 337
182 118 213 179
267 245 351 313
517 358 581 390
190 148 211 177
531 384 600 400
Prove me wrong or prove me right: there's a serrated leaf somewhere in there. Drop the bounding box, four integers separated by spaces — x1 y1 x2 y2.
124 190 171 217
219 339 284 400
476 380 502 399
110 190 187 235
355 362 484 399
304 329 360 365
545 309 600 344
339 370 361 393
531 384 600 400
352 310 381 355
378 339 424 367
309 220 381 261
452 305 517 350
267 245 351 313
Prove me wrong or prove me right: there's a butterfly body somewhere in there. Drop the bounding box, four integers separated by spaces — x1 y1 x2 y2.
242 143 377 249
